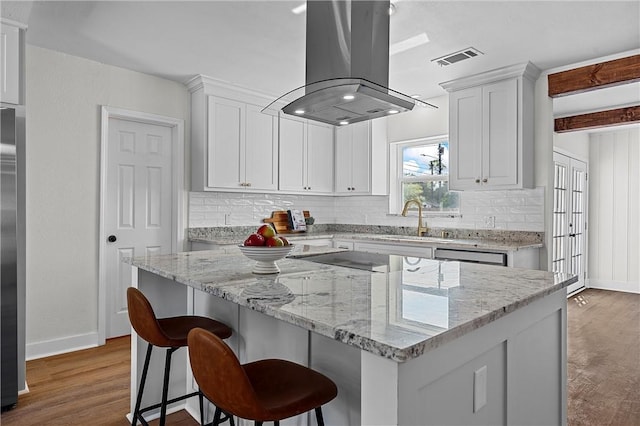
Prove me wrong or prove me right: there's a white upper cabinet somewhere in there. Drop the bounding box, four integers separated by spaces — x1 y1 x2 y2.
334 119 388 195
335 122 370 194
189 77 278 192
244 104 278 190
306 123 334 193
279 117 334 194
0 21 21 105
442 62 540 190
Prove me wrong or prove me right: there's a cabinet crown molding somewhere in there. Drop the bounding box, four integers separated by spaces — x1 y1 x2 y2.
440 62 541 92
185 74 277 105
0 17 28 29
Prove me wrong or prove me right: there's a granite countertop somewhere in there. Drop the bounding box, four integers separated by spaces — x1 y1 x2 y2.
127 245 575 362
191 231 543 252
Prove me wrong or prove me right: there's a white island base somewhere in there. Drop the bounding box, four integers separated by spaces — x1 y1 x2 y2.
131 267 567 426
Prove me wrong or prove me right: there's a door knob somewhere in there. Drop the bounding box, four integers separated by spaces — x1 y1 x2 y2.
107 235 117 243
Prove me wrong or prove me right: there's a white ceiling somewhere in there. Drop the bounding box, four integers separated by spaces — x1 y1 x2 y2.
3 1 639 102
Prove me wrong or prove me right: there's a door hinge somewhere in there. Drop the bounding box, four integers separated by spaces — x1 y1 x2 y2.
585 172 588 181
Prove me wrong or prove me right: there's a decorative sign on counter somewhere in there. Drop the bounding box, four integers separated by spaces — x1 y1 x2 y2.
288 209 307 232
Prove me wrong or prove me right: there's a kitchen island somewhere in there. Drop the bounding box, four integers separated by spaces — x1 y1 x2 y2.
127 244 576 426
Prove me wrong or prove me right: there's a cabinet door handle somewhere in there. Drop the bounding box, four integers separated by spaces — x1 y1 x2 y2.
246 182 251 187
107 235 117 243
482 178 488 183
475 178 481 183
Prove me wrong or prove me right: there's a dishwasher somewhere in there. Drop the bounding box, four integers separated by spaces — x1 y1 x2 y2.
434 248 507 266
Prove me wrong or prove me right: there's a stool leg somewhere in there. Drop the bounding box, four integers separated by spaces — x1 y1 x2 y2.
315 407 325 426
212 407 222 426
132 343 153 426
159 347 178 426
198 390 205 425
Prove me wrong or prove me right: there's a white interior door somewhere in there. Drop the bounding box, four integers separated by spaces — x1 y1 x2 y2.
104 117 173 338
553 151 588 294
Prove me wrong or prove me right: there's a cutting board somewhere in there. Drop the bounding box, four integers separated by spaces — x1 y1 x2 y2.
263 210 310 234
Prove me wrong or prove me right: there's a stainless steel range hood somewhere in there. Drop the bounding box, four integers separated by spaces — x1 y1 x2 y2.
263 1 422 126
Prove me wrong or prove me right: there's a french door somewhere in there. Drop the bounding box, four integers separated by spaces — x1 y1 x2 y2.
552 152 588 294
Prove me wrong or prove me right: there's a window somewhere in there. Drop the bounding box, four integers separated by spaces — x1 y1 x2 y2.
390 136 459 214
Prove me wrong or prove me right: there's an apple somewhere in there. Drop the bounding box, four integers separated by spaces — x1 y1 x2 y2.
256 224 277 239
279 236 290 246
244 233 266 246
265 236 284 247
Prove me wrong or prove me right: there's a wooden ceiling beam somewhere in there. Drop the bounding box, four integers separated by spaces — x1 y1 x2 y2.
554 105 640 133
548 55 640 97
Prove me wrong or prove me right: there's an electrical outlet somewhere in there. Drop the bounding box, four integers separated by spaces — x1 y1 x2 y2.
224 213 232 225
483 216 495 228
474 365 487 412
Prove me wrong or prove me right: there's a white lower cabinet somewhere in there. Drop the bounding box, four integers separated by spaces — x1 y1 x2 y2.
333 240 355 250
279 117 334 194
354 241 433 258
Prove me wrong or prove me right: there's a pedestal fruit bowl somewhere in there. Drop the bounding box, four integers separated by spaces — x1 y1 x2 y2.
238 245 294 274
239 224 294 274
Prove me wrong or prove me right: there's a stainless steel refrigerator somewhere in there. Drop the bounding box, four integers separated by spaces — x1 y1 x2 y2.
1 105 26 411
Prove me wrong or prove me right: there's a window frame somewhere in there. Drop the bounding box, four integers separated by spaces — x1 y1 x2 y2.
389 135 460 216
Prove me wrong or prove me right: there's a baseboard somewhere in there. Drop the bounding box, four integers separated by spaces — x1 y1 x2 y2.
588 279 640 294
26 331 100 360
18 382 29 395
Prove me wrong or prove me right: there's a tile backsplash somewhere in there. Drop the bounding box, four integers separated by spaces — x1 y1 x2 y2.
189 187 545 232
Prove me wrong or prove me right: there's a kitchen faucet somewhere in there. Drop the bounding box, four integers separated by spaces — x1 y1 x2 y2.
401 199 428 237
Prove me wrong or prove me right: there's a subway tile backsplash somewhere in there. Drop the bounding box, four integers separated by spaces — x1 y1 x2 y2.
189 187 545 232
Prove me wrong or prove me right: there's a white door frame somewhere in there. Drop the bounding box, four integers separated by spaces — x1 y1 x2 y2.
98 106 185 345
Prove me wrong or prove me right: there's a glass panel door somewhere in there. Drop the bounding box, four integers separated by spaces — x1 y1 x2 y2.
553 151 588 294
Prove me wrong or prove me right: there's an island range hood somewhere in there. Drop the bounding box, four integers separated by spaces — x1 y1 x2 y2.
263 0 427 126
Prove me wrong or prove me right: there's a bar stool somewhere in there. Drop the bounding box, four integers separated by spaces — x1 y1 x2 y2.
187 327 338 426
127 287 233 426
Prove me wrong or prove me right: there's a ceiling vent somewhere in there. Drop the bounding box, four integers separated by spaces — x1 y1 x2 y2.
432 47 484 67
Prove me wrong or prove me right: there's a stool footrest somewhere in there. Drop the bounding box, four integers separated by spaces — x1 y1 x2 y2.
134 390 200 424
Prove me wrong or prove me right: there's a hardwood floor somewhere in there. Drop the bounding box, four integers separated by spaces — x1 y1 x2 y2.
1 288 637 425
0 336 197 426
567 289 640 426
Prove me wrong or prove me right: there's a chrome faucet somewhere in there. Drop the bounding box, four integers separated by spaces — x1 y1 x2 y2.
401 199 428 237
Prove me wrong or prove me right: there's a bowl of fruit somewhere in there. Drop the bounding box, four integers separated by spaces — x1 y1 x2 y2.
239 224 294 274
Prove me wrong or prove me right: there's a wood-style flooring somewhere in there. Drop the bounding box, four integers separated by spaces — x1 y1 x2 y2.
0 336 197 426
567 289 639 426
1 288 638 425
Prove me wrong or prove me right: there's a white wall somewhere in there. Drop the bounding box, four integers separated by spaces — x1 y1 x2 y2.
25 46 190 358
588 128 640 293
553 132 590 161
387 95 449 141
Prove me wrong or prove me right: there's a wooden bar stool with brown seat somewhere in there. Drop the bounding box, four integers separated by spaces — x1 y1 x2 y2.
127 287 233 426
188 327 338 426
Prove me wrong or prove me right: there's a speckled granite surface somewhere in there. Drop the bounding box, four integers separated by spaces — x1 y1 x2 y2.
189 225 543 251
127 245 575 362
